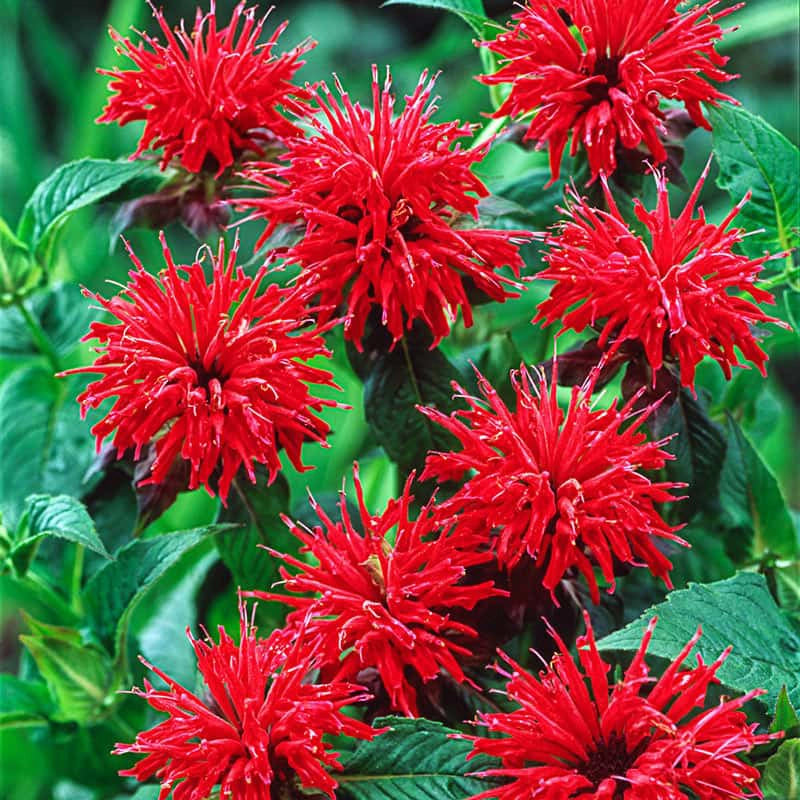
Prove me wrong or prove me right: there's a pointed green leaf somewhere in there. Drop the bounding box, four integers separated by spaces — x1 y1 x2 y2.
0 674 53 729
708 103 800 259
771 686 800 736
381 0 488 34
598 572 800 709
337 716 500 800
0 217 40 305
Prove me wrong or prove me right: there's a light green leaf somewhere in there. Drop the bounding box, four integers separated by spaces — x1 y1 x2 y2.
0 217 40 305
0 367 95 529
0 674 53 729
381 0 489 34
82 525 231 656
337 716 499 800
708 103 800 259
16 158 160 256
598 572 800 709
771 686 800 736
762 739 800 800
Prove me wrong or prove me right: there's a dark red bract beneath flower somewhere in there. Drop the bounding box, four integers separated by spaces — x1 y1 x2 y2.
420 365 686 603
466 612 777 799
114 605 377 800
66 234 337 503
240 66 530 347
98 1 313 175
480 0 739 181
535 164 786 389
248 465 506 716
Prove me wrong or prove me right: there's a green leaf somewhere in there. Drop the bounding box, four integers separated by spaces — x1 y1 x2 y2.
0 674 53 729
12 495 111 574
382 0 488 34
708 103 800 259
762 739 800 800
16 158 160 256
717 415 798 560
82 525 230 656
19 617 119 724
363 339 463 473
0 217 41 305
215 471 290 592
0 367 95 529
337 716 499 800
598 572 800 709
0 282 95 360
771 686 800 736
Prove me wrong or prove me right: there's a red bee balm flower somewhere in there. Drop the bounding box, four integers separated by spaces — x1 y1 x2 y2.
535 166 786 389
249 467 506 716
98 2 312 175
115 606 377 800
480 0 739 181
241 68 529 347
67 235 337 503
420 367 685 603
466 613 776 799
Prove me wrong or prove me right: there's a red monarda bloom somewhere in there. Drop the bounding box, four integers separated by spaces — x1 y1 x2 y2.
466 613 776 799
67 235 337 503
241 67 529 347
115 606 376 800
99 2 312 175
480 0 738 181
535 166 786 389
249 466 506 716
420 366 685 603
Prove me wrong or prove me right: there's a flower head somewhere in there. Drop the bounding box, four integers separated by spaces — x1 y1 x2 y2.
115 605 376 800
420 366 685 603
480 0 738 181
99 1 312 175
535 164 786 388
241 67 529 347
466 613 776 799
67 234 337 503
249 465 506 716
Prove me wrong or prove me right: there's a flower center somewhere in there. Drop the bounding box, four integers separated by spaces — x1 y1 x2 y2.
585 55 622 104
188 357 227 393
579 732 639 792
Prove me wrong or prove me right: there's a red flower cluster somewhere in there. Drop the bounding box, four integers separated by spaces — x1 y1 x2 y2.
115 605 376 799
241 67 529 347
535 166 785 388
68 235 336 503
480 0 738 181
249 466 505 716
467 613 776 799
421 366 685 603
99 2 312 175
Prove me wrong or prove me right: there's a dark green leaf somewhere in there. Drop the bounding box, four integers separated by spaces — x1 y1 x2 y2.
598 572 800 709
0 282 96 360
762 739 800 800
17 158 161 256
82 525 230 655
0 217 40 305
0 367 95 529
717 415 797 560
771 686 800 736
382 0 488 34
19 617 119 724
708 103 800 258
215 472 290 592
0 674 53 729
337 716 500 800
363 340 463 473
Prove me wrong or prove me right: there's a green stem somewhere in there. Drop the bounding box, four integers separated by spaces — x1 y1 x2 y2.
16 299 61 373
474 114 508 149
69 544 85 615
758 264 800 290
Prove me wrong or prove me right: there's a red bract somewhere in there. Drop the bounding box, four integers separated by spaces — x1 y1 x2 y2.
66 234 337 503
240 67 529 347
480 0 738 181
115 606 376 800
535 165 786 389
249 466 506 716
466 613 776 799
98 1 312 175
420 366 685 603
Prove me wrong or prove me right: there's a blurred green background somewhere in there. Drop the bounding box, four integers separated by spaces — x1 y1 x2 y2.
0 0 798 797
